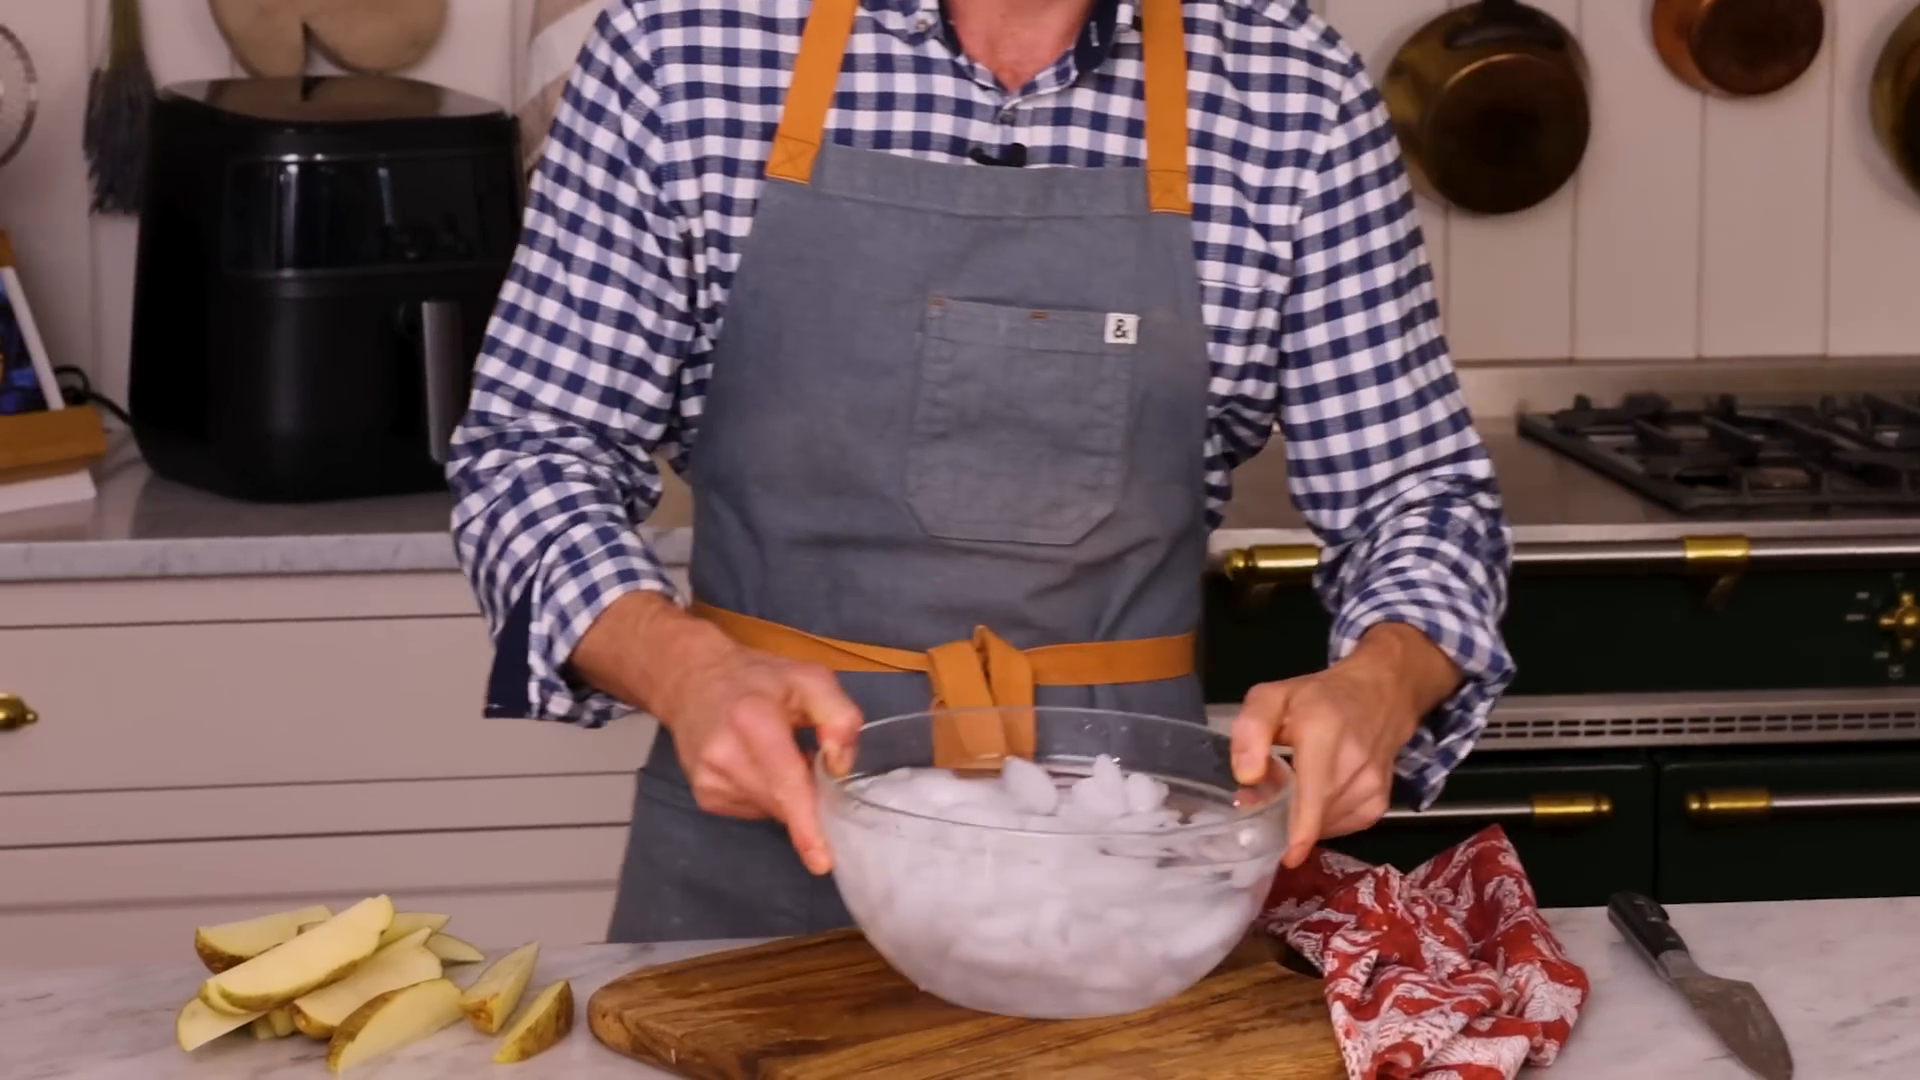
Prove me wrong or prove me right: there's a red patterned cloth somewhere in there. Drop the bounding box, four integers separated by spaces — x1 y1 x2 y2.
1255 826 1590 1080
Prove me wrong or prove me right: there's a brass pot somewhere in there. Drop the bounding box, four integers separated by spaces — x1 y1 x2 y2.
1381 0 1590 216
1873 3 1920 197
1652 0 1825 98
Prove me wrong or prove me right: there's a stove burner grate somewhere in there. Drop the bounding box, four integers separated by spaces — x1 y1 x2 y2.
1518 392 1920 513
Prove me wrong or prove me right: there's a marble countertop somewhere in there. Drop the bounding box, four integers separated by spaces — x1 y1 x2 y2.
0 439 693 583
1 896 1914 1079
9 383 1920 583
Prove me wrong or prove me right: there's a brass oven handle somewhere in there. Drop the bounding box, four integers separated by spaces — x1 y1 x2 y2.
1686 787 1920 823
0 693 38 731
1219 544 1319 586
1217 534 1920 578
1380 792 1613 825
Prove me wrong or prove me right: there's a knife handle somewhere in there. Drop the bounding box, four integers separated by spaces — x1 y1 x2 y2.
1607 891 1691 982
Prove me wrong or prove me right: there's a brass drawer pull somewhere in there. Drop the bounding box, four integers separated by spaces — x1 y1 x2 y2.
0 693 37 731
1380 792 1613 825
1686 787 1920 823
1219 544 1320 586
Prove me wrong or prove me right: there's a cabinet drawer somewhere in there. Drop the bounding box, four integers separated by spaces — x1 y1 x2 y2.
0 617 656 793
1324 751 1655 908
1656 745 1920 903
0 886 618 968
0 827 627 907
0 774 635 847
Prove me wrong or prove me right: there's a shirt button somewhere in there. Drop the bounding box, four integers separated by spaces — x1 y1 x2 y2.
914 14 932 32
999 108 1016 124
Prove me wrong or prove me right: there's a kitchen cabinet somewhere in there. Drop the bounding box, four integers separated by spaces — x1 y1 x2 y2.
1655 745 1920 904
1327 750 1657 909
0 570 653 967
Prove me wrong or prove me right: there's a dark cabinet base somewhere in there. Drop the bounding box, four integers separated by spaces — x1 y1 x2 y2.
1325 751 1655 909
1655 745 1920 904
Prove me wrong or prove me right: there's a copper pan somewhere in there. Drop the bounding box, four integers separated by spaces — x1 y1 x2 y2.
1652 0 1825 98
1381 0 1590 216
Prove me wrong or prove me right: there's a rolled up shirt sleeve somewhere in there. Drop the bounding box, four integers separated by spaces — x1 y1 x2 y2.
447 11 691 725
1274 69 1517 806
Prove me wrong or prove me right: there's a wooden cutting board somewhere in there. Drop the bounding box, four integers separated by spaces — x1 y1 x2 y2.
587 928 1346 1079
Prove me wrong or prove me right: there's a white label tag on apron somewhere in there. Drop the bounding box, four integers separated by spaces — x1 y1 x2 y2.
1104 313 1140 345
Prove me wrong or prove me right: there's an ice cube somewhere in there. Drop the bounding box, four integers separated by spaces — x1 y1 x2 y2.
999 755 1061 815
946 800 1022 829
1123 771 1170 814
1067 760 1129 820
1112 809 1181 833
1156 892 1258 963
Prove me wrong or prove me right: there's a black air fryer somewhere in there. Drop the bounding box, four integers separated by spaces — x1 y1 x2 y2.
129 75 521 502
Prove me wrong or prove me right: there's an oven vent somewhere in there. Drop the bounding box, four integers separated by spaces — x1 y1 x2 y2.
1478 690 1920 750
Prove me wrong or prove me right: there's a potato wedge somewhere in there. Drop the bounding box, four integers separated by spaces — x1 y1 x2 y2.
269 1006 297 1037
203 895 393 1013
326 977 464 1073
290 928 441 1038
250 1014 278 1040
492 979 574 1064
177 997 262 1052
194 904 333 973
458 941 539 1034
425 933 484 964
377 912 450 947
197 981 254 1017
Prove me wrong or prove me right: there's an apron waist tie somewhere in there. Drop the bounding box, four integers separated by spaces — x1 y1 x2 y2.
689 602 1195 768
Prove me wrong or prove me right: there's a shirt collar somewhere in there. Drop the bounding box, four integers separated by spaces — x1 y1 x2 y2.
868 0 1134 77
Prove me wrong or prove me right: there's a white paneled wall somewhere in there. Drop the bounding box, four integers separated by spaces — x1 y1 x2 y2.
1318 0 1920 364
0 0 1917 399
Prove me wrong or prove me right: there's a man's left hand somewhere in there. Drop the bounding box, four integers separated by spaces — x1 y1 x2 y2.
1230 622 1462 869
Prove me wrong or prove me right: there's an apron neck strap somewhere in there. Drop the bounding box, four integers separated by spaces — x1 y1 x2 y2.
765 0 1194 216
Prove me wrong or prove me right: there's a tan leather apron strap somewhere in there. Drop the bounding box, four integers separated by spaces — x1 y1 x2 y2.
764 0 1194 214
765 0 862 184
689 602 1196 767
1140 0 1194 215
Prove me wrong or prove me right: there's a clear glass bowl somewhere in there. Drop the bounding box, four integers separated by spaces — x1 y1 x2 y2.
816 706 1292 1019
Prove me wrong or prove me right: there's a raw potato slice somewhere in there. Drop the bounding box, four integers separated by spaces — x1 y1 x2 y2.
290 928 441 1038
197 981 254 1017
377 912 450 947
250 1014 277 1040
204 895 394 1013
177 997 262 1052
326 978 464 1073
194 904 333 972
492 980 574 1064
269 1007 297 1037
459 941 539 1035
426 933 484 964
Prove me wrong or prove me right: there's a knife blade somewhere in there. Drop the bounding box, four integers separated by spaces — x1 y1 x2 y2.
1607 891 1793 1080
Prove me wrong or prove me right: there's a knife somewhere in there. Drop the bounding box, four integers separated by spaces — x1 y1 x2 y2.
1607 891 1793 1080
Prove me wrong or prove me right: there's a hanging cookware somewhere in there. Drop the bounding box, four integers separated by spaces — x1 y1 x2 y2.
1873 2 1920 198
1381 0 1590 216
1652 0 1825 98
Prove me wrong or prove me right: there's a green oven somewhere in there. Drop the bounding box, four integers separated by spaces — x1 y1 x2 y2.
1202 553 1920 906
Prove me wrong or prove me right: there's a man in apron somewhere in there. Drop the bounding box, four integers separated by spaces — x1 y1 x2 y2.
450 0 1513 942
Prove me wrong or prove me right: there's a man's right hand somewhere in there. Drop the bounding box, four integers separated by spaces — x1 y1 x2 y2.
570 592 863 875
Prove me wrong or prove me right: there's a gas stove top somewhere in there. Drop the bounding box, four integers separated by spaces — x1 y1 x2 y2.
1518 391 1920 515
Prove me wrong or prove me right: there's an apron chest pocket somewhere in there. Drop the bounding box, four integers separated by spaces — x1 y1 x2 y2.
905 298 1135 546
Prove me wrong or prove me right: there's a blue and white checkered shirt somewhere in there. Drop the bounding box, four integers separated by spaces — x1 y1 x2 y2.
448 0 1516 805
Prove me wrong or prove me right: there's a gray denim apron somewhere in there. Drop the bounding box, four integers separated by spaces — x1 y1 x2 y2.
606 0 1212 942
